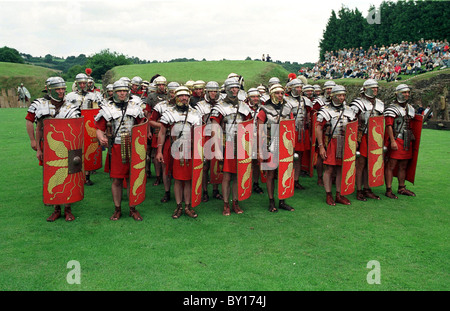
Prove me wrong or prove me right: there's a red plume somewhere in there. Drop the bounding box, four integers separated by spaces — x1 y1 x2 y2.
85 68 92 76
288 73 297 81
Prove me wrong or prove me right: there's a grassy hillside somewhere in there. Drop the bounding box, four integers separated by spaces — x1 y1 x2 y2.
0 62 60 102
110 60 291 89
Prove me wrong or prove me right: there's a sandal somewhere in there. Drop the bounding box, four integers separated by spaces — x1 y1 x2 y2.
110 207 122 221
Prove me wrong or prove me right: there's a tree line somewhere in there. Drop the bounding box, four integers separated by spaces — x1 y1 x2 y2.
319 0 450 61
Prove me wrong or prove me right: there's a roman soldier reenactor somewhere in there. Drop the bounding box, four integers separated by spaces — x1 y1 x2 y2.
285 78 313 190
246 88 264 194
194 81 224 202
156 86 203 219
34 77 81 221
95 80 147 221
350 79 385 201
315 85 357 206
210 77 252 216
384 84 421 199
312 80 336 186
257 83 296 212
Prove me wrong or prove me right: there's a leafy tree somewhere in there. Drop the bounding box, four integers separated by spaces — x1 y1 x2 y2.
85 49 132 80
0 46 24 64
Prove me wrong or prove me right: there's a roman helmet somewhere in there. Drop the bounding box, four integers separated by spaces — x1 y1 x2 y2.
175 86 191 111
48 77 67 102
286 78 304 97
224 77 240 100
363 79 379 98
247 87 260 108
395 84 411 104
330 85 346 107
269 83 285 106
205 81 220 102
75 73 88 93
113 80 130 104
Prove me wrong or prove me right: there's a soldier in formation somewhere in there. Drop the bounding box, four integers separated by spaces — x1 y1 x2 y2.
29 71 421 222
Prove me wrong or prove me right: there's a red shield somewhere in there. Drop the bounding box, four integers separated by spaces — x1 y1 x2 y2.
81 108 102 171
43 117 85 205
278 119 295 200
405 114 423 184
309 112 318 177
210 158 223 184
340 120 358 196
237 120 254 201
367 116 385 187
191 125 205 208
128 120 148 206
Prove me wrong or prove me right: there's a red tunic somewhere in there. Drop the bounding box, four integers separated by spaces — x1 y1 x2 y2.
210 113 251 174
164 123 191 181
317 120 342 166
385 116 412 160
96 116 144 179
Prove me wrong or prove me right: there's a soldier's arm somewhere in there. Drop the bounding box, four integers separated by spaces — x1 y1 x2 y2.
155 125 167 163
95 117 108 147
35 120 43 162
211 119 223 161
26 120 37 151
385 116 398 150
315 122 327 159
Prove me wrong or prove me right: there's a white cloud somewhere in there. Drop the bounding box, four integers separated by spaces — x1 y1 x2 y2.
0 0 384 63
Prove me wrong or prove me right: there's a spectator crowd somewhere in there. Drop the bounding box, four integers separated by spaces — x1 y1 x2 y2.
301 39 449 82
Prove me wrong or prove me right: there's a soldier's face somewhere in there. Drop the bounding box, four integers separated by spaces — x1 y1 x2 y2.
250 95 259 105
315 90 321 96
305 90 313 98
230 87 239 97
273 91 284 102
78 82 87 91
177 94 190 105
371 87 378 96
55 88 66 100
295 86 302 94
335 93 346 104
208 90 217 99
194 88 203 96
169 90 176 99
116 90 128 101
158 84 165 92
401 91 410 101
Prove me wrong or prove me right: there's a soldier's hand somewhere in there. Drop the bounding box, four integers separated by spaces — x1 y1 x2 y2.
390 141 398 151
99 136 108 147
156 152 164 163
319 146 327 160
30 140 37 151
36 149 43 162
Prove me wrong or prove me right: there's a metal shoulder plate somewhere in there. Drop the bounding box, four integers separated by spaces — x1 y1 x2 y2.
195 100 211 116
384 103 403 118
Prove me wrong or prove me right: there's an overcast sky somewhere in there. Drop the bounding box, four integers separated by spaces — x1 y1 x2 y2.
1 0 384 64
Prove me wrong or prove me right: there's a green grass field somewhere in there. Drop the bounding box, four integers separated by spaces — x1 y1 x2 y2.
0 108 449 292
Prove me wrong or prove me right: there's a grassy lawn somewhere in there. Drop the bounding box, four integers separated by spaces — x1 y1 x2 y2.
0 108 448 291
